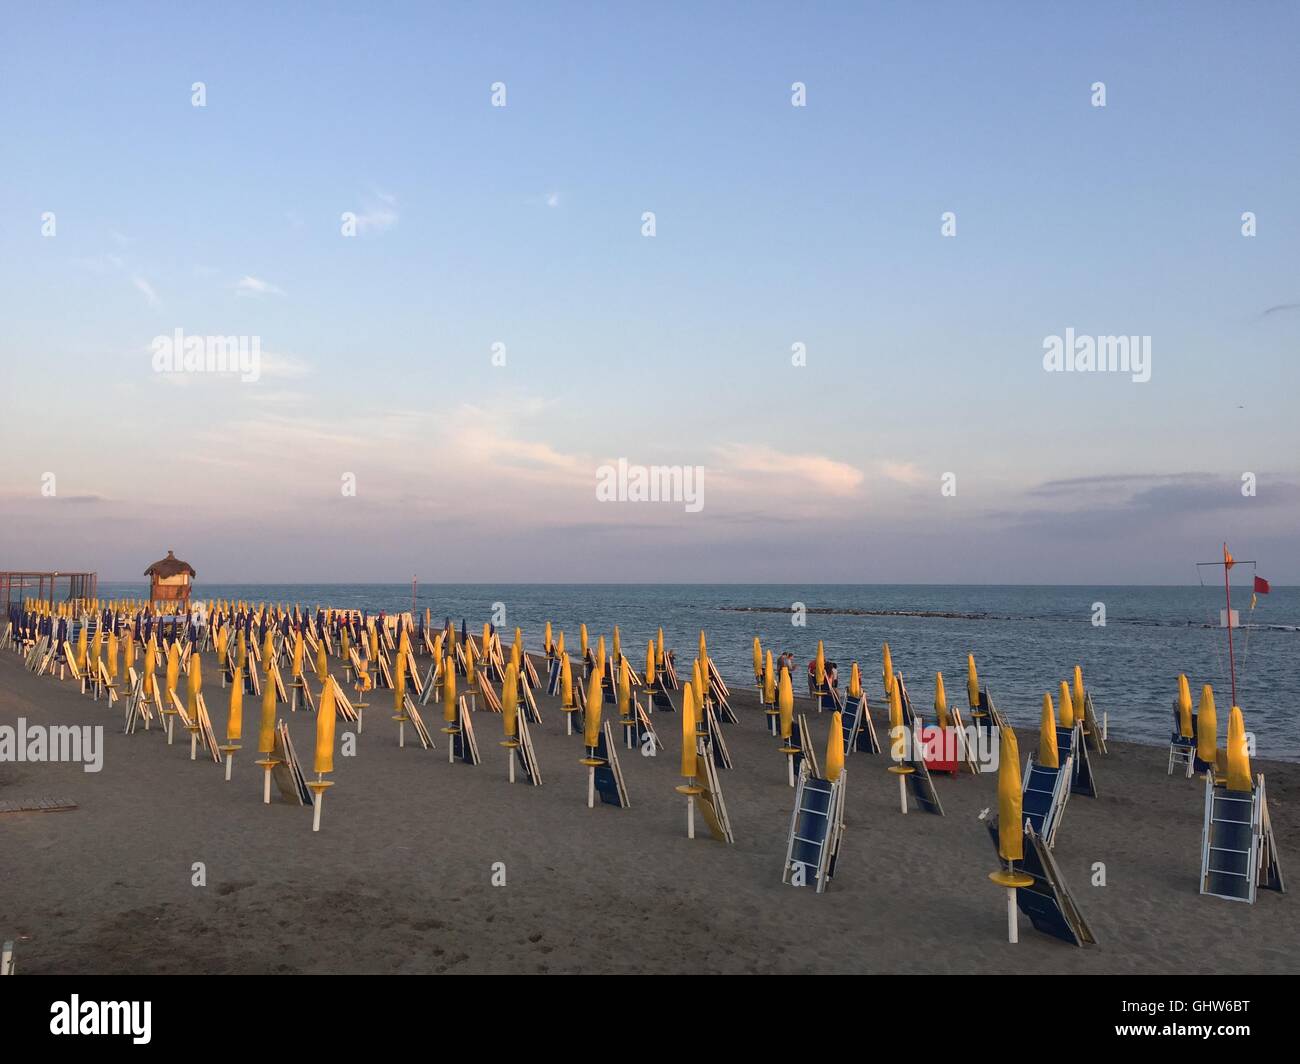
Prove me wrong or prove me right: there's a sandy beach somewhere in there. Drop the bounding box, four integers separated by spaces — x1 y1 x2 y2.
0 647 1294 975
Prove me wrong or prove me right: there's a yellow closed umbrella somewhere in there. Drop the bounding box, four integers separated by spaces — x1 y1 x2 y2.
545 621 553 657
237 629 247 670
595 635 606 678
187 651 202 718
934 672 950 729
1226 706 1252 792
778 667 797 786
1058 680 1075 729
442 654 456 721
1197 684 1218 766
394 646 407 713
764 651 776 704
989 723 1033 941
815 640 826 691
998 724 1024 861
778 666 793 740
465 642 476 686
888 676 903 735
825 711 844 782
680 682 697 780
228 673 243 742
692 659 705 715
1072 665 1085 723
646 640 657 687
580 623 589 659
308 678 337 831
656 627 665 667
555 630 565 659
561 652 574 707
315 680 336 775
316 640 328 684
165 643 180 699
1176 675 1194 739
258 675 277 755
676 681 705 837
848 662 861 701
502 663 519 739
292 631 304 679
107 632 119 680
583 671 602 749
618 657 631 720
752 637 762 679
612 626 621 667
882 644 894 696
77 624 87 671
966 654 979 709
1039 693 1058 768
501 662 520 782
580 671 605 808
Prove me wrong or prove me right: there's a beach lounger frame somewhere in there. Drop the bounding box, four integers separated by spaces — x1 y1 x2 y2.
1021 751 1073 849
984 819 1096 946
697 742 734 844
782 763 845 892
1200 772 1285 903
515 711 542 785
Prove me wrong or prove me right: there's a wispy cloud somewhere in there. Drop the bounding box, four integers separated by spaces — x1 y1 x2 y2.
879 460 925 485
545 192 560 208
355 191 399 234
717 444 864 496
234 275 286 297
132 276 160 306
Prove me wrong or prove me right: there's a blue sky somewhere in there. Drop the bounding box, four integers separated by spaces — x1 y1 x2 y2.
1 2 1297 582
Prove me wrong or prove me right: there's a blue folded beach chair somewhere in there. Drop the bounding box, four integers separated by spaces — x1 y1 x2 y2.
782 762 846 893
1021 752 1072 848
1200 773 1286 903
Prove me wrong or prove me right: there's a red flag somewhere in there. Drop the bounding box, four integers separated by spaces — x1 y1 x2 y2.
1254 575 1270 594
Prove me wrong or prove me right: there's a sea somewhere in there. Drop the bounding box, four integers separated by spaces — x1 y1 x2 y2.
94 582 1300 760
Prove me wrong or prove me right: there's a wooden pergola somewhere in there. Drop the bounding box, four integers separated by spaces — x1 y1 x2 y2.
0 570 98 612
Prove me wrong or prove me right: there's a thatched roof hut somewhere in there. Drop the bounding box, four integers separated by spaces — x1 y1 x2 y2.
145 550 195 605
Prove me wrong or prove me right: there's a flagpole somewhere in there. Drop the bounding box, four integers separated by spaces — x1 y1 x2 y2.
1223 543 1237 707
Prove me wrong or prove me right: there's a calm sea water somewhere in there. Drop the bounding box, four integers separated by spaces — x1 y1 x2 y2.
95 582 1300 760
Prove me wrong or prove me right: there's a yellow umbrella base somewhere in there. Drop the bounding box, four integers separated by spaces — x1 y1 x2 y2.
989 870 1034 888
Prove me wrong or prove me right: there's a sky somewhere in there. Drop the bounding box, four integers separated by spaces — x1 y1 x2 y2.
1 2 1298 584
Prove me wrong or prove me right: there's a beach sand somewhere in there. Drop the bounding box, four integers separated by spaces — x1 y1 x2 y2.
0 648 1295 974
